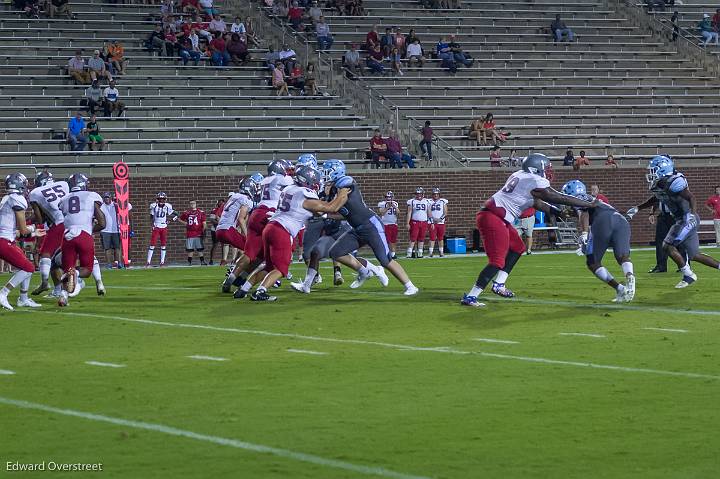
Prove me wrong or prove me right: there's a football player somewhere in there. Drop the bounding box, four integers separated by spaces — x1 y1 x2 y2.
178 200 207 266
57 173 105 307
461 153 595 307
627 155 720 288
0 173 44 310
428 187 448 257
377 191 399 259
406 187 431 258
146 192 177 267
28 170 69 295
245 166 350 301
562 180 635 302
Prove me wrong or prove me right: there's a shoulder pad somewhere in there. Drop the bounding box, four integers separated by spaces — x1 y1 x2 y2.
335 176 354 188
668 175 688 193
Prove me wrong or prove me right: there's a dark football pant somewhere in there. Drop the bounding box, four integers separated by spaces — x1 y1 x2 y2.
586 211 631 265
330 216 393 267
654 212 674 270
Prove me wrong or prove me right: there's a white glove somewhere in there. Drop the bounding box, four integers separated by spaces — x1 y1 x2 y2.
626 207 639 219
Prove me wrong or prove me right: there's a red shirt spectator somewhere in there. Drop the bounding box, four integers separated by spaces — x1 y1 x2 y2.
706 188 720 219
210 36 226 52
180 207 207 238
489 147 502 167
288 5 303 21
421 125 432 141
366 29 379 49
596 194 609 203
182 0 199 10
605 154 618 168
370 133 386 153
192 20 209 31
384 135 401 154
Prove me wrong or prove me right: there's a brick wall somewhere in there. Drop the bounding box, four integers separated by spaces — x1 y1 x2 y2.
24 167 720 265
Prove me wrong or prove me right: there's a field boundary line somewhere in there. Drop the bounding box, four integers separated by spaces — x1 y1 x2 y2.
26 311 720 381
643 327 688 333
558 333 606 338
85 361 126 368
188 355 229 361
0 396 430 479
472 338 520 344
0 369 15 375
287 349 329 355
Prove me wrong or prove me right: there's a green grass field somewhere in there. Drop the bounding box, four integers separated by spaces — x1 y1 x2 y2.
1 250 719 478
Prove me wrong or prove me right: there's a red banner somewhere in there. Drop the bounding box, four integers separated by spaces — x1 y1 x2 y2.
112 162 131 267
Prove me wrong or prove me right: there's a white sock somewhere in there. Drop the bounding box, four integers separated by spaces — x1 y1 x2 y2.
227 272 236 282
304 268 317 287
240 280 253 292
256 285 267 294
468 285 483 297
418 247 423 256
621 262 634 276
147 247 155 263
495 271 509 284
428 246 434 255
160 247 167 264
439 247 444 254
39 257 51 282
406 247 413 256
358 266 370 277
594 266 613 283
680 264 693 276
403 280 415 290
92 258 102 282
20 274 31 299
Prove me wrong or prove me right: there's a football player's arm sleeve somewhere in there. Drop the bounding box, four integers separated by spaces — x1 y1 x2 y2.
533 187 592 209
306 188 349 213
93 202 106 232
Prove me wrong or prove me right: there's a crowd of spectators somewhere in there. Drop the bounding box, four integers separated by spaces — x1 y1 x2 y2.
369 128 417 168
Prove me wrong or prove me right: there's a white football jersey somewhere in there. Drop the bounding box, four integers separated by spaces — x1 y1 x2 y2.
270 184 319 237
0 193 28 242
258 174 293 209
377 200 399 225
28 181 70 226
217 193 254 231
491 171 550 223
407 198 431 222
59 190 103 236
150 202 174 228
429 198 448 224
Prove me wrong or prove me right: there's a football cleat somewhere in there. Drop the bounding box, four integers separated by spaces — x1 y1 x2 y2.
233 289 248 299
145 262 151 268
491 282 515 298
675 273 697 289
404 285 419 296
375 267 389 287
96 281 106 296
17 297 41 308
160 262 166 267
44 289 62 299
350 269 374 289
290 282 311 294
69 277 84 298
31 281 49 296
333 271 344 286
221 275 235 293
314 274 323 284
460 294 485 307
624 274 636 301
251 290 277 302
272 280 282 288
0 294 14 311
58 290 69 307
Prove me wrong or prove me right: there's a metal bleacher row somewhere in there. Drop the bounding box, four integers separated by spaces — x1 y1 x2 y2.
263 0 720 167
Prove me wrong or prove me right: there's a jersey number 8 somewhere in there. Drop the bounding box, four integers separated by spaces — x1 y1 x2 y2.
68 196 81 214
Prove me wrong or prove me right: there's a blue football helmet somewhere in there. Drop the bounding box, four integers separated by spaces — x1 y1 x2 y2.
296 153 318 170
522 153 550 178
68 173 89 192
646 155 674 185
322 159 346 183
561 180 587 197
5 173 28 194
295 166 323 191
268 159 293 176
249 172 264 184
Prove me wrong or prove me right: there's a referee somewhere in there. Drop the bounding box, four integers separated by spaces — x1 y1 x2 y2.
648 201 674 273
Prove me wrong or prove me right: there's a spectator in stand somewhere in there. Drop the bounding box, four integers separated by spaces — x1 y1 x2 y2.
316 16 333 51
273 0 289 18
467 117 483 145
230 16 245 33
288 1 303 30
448 34 473 67
192 14 213 42
164 27 178 57
181 0 200 15
366 44 385 74
515 208 535 255
86 114 106 151
551 14 574 42
67 111 88 151
88 49 112 82
712 9 720 32
406 39 424 68
160 0 174 21
573 150 590 170
380 28 395 58
390 47 403 76
287 63 305 92
305 62 320 95
279 44 297 69
489 145 502 167
670 11 679 42
209 32 230 66
209 14 226 34
407 28 420 46
179 31 202 65
308 1 322 26
605 154 618 168
85 80 103 114
698 14 719 46
16 0 40 18
108 40 128 75
590 184 609 204
395 27 406 56
102 80 126 117
419 120 433 160
68 50 91 84
507 149 521 167
148 24 167 55
226 33 249 65
436 36 456 73
265 47 281 70
199 0 218 16
370 129 387 167
705 186 720 246
385 131 416 168
365 25 379 51
272 61 289 96
481 113 503 145
344 44 362 78
563 148 574 166
244 17 260 47
46 0 73 18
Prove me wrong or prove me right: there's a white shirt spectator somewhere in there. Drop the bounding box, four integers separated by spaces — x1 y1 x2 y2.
407 43 422 57
101 201 133 234
199 0 213 8
209 18 226 32
230 21 246 33
103 86 119 103
279 48 296 60
189 32 199 49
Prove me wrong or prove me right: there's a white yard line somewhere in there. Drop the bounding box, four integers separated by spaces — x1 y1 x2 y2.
85 361 126 368
26 310 720 381
643 327 688 333
0 369 15 375
472 338 520 345
110 286 200 291
559 333 606 338
0 396 429 479
188 355 229 362
287 349 329 356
